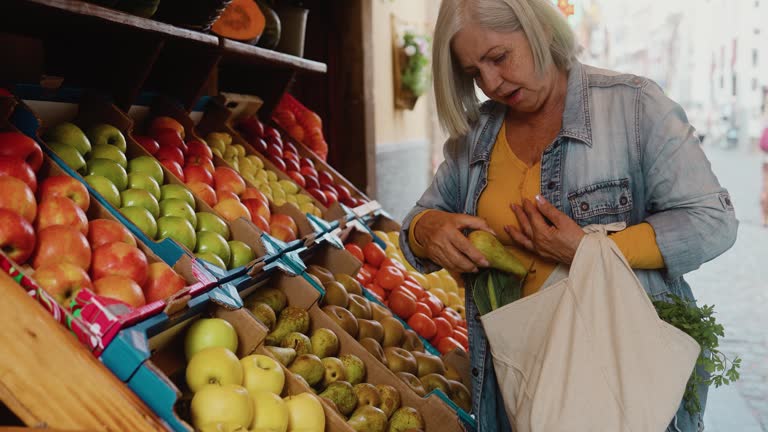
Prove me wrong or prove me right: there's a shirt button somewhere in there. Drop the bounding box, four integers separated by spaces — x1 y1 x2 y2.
619 196 628 205
580 202 590 211
474 313 481 323
547 181 557 190
472 368 479 377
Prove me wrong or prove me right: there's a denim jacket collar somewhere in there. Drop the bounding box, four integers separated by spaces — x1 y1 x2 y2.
469 60 593 165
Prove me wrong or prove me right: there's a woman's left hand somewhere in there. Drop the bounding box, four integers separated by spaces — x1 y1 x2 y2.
505 195 585 264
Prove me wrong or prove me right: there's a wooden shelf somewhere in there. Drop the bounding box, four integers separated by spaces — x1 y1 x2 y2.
220 38 326 74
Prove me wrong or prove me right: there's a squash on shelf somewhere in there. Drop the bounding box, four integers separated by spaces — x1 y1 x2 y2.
212 0 266 43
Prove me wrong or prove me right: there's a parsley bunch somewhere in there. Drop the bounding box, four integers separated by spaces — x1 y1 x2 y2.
652 294 741 416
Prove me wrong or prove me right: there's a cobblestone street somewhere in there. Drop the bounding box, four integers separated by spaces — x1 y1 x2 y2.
690 146 768 431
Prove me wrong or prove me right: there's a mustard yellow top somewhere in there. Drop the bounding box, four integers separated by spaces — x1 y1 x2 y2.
410 122 665 296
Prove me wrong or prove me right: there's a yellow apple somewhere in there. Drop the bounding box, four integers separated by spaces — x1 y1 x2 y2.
295 194 313 205
266 170 278 182
224 146 239 160
251 390 289 432
247 155 264 170
240 354 285 395
232 144 246 157
299 202 315 214
257 183 273 197
191 384 253 430
278 180 299 195
198 423 249 432
212 148 224 158
272 187 287 204
284 392 324 432
255 170 269 183
186 347 243 392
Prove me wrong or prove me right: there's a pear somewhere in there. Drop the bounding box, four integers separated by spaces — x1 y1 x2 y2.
383 347 417 375
444 362 464 384
400 329 424 353
311 327 340 358
265 306 309 346
468 231 527 277
359 338 387 366
265 346 297 367
357 319 384 344
247 301 276 331
280 332 313 355
347 405 388 432
370 301 393 321
380 316 405 348
419 373 451 395
396 372 426 397
319 381 358 416
252 287 288 314
375 384 401 419
288 354 324 387
353 383 381 408
387 407 425 432
448 379 472 412
347 294 372 320
412 351 445 377
323 305 359 338
323 280 350 308
321 357 347 387
335 273 363 296
307 264 335 285
339 353 366 385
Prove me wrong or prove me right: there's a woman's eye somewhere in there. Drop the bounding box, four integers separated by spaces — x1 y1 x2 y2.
493 54 507 64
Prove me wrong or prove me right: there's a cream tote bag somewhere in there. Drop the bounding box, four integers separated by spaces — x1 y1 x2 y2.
480 225 700 432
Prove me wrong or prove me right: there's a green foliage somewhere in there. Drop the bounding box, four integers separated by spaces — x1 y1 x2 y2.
471 268 524 315
652 293 741 416
400 31 431 97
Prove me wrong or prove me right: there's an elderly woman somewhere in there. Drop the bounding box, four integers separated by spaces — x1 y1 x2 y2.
399 0 738 431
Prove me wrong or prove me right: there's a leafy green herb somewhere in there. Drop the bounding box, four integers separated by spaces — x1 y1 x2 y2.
471 268 524 315
652 293 741 416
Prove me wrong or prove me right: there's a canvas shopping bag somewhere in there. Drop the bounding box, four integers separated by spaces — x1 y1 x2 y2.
480 225 700 432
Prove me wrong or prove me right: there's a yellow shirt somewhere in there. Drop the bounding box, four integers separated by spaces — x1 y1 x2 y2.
410 122 665 296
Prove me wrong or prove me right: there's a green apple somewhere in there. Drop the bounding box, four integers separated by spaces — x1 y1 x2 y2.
121 188 159 218
195 231 231 267
85 174 121 208
48 141 87 173
160 184 195 207
186 346 243 393
246 155 264 170
127 172 161 200
197 251 227 270
196 212 230 238
121 206 158 238
191 384 253 430
89 143 127 168
87 158 128 191
228 240 256 268
159 198 197 226
250 390 289 432
156 215 196 251
128 155 164 185
283 393 324 431
240 354 285 395
86 123 127 152
184 317 239 360
44 122 91 155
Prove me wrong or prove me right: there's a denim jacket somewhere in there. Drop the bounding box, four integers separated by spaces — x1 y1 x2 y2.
399 61 738 432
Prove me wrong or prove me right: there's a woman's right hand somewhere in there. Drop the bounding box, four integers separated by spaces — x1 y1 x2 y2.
413 210 494 273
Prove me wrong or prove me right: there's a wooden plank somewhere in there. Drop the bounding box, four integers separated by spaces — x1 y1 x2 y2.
0 272 164 431
220 39 327 74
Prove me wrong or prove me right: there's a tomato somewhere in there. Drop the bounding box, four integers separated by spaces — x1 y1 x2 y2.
401 279 426 299
363 242 386 268
389 289 417 319
408 312 437 339
381 257 407 273
437 336 464 355
368 282 388 301
422 293 444 316
453 325 468 336
344 243 364 262
433 316 453 340
415 301 433 318
452 329 469 347
362 263 378 279
392 284 418 300
355 267 373 284
439 307 462 328
375 265 405 290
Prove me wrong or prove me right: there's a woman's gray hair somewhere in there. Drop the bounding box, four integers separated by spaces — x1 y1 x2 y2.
433 0 577 137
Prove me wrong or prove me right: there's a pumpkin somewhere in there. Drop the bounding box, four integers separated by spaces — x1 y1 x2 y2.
212 0 266 43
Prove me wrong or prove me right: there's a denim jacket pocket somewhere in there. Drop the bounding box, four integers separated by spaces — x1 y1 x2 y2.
568 178 633 226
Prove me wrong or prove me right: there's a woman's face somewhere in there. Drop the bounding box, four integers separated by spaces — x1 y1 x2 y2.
452 22 557 114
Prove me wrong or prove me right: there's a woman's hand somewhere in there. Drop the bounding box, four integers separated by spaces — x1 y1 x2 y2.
505 195 585 264
413 210 494 273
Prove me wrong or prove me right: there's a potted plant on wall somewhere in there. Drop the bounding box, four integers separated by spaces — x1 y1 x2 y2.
392 19 431 110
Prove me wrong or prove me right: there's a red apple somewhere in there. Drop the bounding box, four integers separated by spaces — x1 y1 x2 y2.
186 155 215 175
216 190 240 203
184 165 213 186
286 171 306 188
264 126 281 143
160 159 185 182
150 116 185 139
318 171 335 186
270 223 297 242
39 175 90 211
304 175 320 190
307 188 328 207
241 187 268 203
299 165 318 179
186 139 213 159
242 198 270 222
94 275 146 308
155 129 187 153
283 151 299 163
143 261 186 303
187 182 217 207
284 142 298 155
155 146 185 166
133 135 160 154
0 157 37 192
268 155 287 172
88 218 137 249
34 261 93 307
323 189 338 204
237 117 264 139
332 184 352 202
33 225 91 270
91 241 149 286
0 131 43 172
300 157 314 169
36 196 89 235
250 213 271 233
270 213 298 235
0 176 37 222
284 158 301 173
213 167 246 196
266 144 284 159
0 208 35 263
0 88 11 97
252 137 268 154
213 199 251 222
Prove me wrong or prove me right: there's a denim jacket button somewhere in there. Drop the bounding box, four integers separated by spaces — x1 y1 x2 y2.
619 196 628 205
472 368 479 377
580 202 590 211
547 181 557 190
474 313 481 323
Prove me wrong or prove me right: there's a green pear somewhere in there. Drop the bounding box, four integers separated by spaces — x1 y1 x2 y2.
319 381 358 416
280 332 312 355
265 306 309 346
310 327 340 358
265 346 297 367
353 383 381 408
347 405 388 432
288 353 324 387
448 379 472 412
468 230 527 277
387 406 425 432
412 351 446 377
247 301 276 330
375 384 401 419
419 373 450 395
320 357 347 388
322 280 349 308
44 122 91 155
339 354 366 385
253 287 288 314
